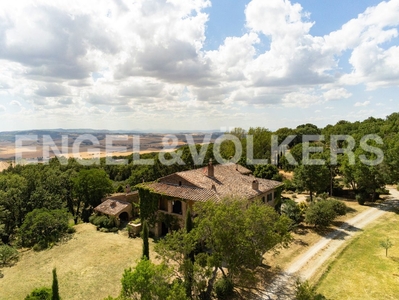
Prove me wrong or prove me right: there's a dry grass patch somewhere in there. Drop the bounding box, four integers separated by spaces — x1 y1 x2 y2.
0 223 156 300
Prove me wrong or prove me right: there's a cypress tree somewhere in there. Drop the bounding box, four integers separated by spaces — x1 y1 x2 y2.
142 220 149 260
185 208 193 234
52 268 60 300
184 209 194 298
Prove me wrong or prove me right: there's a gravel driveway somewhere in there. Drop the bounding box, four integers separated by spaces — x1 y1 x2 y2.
262 188 399 300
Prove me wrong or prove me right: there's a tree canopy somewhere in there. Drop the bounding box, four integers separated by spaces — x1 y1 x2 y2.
154 197 292 299
19 208 70 249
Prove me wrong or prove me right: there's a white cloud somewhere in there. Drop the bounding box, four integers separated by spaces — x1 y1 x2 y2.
282 89 321 108
323 88 352 101
0 105 5 112
245 0 312 38
10 100 22 107
354 101 370 107
0 0 397 130
329 0 399 88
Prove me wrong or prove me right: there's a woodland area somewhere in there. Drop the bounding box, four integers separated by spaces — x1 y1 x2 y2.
0 113 398 245
0 113 399 299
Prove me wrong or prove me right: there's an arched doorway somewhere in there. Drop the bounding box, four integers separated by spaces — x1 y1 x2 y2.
119 212 129 222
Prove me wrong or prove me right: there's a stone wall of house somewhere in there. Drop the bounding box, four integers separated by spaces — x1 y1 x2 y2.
151 198 194 237
255 191 275 206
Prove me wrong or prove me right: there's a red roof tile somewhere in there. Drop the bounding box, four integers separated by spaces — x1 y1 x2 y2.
142 163 282 202
94 199 131 216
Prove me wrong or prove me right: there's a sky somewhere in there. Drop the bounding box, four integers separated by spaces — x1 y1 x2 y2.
0 0 398 132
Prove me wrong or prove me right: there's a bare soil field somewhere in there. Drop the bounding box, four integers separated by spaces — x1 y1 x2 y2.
0 132 213 161
0 161 10 172
0 223 157 300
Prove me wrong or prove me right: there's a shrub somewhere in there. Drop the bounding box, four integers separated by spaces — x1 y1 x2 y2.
283 179 296 192
89 215 116 229
214 276 234 299
318 193 329 200
305 201 336 228
329 200 347 216
356 193 366 205
272 173 284 182
281 199 302 225
298 202 308 215
25 287 52 300
0 245 19 267
66 226 76 234
131 218 141 225
19 209 70 250
109 227 119 233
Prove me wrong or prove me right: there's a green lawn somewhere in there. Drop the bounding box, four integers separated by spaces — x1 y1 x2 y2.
316 212 399 300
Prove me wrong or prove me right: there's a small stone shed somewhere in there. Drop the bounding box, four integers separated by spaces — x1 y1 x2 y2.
93 189 140 226
94 199 133 226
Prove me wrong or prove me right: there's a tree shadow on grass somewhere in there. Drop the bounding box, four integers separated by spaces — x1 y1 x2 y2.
311 222 362 240
293 239 309 247
346 207 357 214
293 225 309 235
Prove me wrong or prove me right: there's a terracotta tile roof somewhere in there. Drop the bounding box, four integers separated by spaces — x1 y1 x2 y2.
142 163 282 202
94 199 131 216
145 182 218 202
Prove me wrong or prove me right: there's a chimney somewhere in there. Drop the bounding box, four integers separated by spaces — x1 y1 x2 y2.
252 180 259 190
207 158 214 177
125 184 131 194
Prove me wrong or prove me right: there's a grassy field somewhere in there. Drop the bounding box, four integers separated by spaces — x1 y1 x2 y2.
0 223 155 300
316 211 399 300
0 197 383 300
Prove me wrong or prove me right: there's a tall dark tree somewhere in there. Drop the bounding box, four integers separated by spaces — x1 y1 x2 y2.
72 169 113 223
142 220 149 260
52 268 60 300
185 208 193 234
184 209 194 298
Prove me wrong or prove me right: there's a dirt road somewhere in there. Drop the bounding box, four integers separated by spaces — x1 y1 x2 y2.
262 188 399 300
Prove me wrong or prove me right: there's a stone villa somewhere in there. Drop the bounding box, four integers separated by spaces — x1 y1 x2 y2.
139 160 283 237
